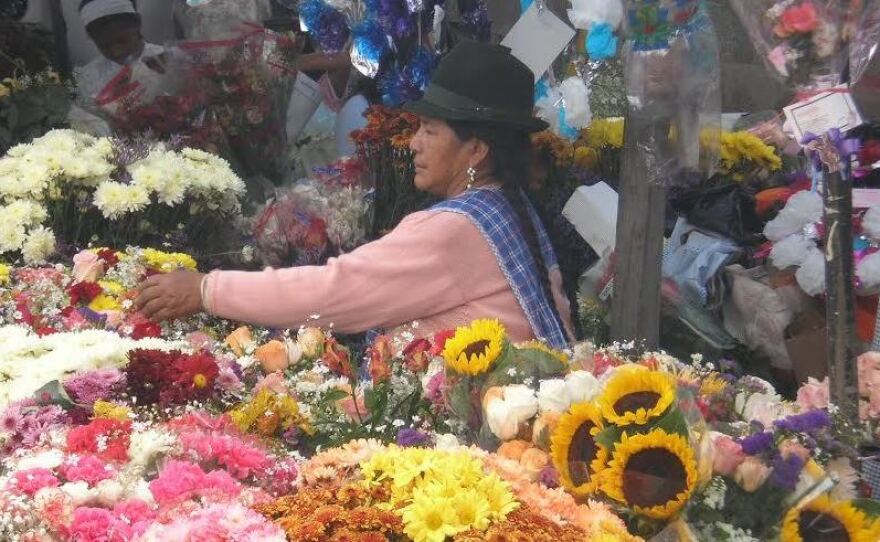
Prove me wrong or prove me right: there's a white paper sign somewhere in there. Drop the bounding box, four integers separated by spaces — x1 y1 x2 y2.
562 182 618 257
501 3 575 78
783 88 865 143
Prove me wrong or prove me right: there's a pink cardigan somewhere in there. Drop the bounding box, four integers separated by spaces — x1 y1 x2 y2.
203 209 573 342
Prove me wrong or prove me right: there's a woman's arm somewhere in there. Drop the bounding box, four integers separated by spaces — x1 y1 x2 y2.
203 211 471 332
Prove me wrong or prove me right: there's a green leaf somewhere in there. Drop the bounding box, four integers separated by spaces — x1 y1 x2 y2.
595 425 623 451
322 389 348 402
852 498 880 518
32 380 77 410
654 408 689 437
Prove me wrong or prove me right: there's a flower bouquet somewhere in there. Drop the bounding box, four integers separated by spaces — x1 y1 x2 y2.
0 130 245 263
252 157 371 267
352 105 435 238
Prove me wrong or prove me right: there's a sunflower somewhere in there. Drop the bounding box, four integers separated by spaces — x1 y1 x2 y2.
596 366 676 426
781 495 880 542
598 429 698 520
443 319 506 376
550 403 608 496
515 340 569 365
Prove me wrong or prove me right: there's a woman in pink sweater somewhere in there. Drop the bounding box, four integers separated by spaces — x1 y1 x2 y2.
136 41 573 347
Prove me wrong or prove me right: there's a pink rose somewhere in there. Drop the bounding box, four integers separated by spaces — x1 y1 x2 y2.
734 457 772 492
797 377 830 411
72 251 106 284
858 352 880 396
712 434 746 476
187 331 217 351
337 388 366 422
254 372 288 395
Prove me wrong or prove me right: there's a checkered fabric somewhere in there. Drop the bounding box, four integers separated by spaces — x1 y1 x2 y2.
433 187 569 348
862 457 880 497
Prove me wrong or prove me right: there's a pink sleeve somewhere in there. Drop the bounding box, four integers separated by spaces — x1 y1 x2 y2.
203 211 471 332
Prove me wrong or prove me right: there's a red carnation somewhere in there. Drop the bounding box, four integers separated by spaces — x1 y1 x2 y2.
131 321 162 340
430 330 455 356
68 282 103 306
96 249 119 268
66 418 131 463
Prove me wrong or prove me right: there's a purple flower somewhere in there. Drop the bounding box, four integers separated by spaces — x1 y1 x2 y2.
739 431 774 455
538 466 560 488
396 428 431 448
770 453 805 490
63 369 126 406
774 410 831 434
0 405 24 433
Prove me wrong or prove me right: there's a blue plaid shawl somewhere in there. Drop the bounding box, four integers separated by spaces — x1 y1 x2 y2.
432 188 569 348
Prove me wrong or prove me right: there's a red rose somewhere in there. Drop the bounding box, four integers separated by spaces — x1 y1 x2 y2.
774 1 819 37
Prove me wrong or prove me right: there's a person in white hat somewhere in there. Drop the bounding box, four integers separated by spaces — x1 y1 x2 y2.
74 0 164 108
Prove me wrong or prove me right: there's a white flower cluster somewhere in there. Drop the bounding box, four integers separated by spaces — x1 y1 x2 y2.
0 200 54 264
0 325 184 405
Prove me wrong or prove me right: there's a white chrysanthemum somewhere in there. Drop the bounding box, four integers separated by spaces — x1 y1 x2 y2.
93 181 150 219
21 226 56 265
0 223 26 253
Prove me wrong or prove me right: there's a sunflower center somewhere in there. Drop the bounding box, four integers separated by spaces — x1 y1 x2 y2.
622 448 687 509
567 422 598 486
798 511 850 542
462 340 490 360
614 391 661 416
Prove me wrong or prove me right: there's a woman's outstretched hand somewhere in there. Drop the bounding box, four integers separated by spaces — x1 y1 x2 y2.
135 270 206 322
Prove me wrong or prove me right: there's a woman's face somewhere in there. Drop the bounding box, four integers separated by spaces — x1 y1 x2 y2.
410 117 477 197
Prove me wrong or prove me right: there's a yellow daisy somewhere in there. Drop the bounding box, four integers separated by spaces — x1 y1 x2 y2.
550 403 608 496
443 319 506 376
598 428 698 520
781 495 879 542
596 365 676 426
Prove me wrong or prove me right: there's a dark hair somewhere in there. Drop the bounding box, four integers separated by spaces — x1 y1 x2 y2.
447 120 569 338
80 0 141 37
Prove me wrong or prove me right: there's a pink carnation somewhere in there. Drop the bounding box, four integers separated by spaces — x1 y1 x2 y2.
12 468 59 496
113 499 156 538
149 461 241 506
796 377 830 411
61 455 114 487
69 507 131 542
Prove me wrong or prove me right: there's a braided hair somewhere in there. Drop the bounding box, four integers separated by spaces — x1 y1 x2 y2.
447 120 569 338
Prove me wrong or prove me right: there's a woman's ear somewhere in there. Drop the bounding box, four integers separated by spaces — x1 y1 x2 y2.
471 138 490 167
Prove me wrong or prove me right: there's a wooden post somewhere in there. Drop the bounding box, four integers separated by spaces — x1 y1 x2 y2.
610 114 666 348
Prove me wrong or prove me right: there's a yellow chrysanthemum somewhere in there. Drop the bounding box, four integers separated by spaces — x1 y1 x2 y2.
228 388 306 436
598 429 698 520
781 495 880 542
596 365 676 426
443 319 506 376
551 403 608 496
451 488 492 531
88 293 121 312
515 340 569 365
142 248 197 273
402 494 462 542
0 263 10 286
92 400 131 421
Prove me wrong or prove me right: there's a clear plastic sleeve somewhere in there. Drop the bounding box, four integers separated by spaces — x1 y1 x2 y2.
621 0 721 187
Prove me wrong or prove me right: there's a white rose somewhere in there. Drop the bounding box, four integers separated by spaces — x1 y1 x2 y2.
434 433 460 451
485 397 520 441
565 371 601 404
502 384 539 424
286 339 304 366
537 379 570 414
297 327 325 358
736 392 785 426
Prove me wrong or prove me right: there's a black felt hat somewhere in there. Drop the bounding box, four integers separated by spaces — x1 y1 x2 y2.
404 41 548 132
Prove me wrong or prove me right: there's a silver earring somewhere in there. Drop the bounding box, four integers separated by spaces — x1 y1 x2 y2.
466 167 477 189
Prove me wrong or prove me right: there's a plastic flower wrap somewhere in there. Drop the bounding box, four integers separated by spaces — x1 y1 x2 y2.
620 0 721 186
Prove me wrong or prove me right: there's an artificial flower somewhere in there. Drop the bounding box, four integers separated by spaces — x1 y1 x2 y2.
587 22 618 60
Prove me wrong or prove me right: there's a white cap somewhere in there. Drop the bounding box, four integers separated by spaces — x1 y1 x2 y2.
80 0 138 27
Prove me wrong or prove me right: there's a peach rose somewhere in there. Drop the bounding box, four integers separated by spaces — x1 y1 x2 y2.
297 327 325 358
256 340 290 373
187 331 216 351
337 387 366 422
226 326 255 357
520 448 549 481
72 250 105 283
796 377 829 411
255 372 288 395
497 440 531 461
532 411 561 450
711 434 745 476
779 439 811 463
734 457 772 492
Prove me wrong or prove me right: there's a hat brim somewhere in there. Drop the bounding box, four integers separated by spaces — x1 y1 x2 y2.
403 98 549 133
